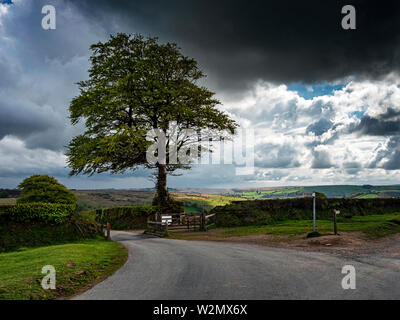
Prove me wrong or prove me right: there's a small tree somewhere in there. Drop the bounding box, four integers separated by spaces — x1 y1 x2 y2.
17 175 77 205
67 33 237 207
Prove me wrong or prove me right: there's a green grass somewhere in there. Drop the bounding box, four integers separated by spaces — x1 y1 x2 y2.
185 205 201 213
240 188 301 199
173 213 400 239
171 193 246 212
355 193 379 199
0 237 127 300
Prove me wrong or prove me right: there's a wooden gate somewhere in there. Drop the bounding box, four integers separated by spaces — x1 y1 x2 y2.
146 212 216 237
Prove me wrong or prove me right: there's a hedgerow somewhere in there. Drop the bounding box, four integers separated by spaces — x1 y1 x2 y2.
212 198 400 227
0 206 102 252
0 203 75 224
94 205 160 230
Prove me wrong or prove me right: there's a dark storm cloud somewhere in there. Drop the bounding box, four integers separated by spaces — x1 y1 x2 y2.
350 107 400 136
72 0 400 90
0 97 54 140
0 0 97 150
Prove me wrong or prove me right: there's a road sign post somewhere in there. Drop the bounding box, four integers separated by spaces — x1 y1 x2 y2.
333 209 340 235
312 193 316 232
106 222 111 240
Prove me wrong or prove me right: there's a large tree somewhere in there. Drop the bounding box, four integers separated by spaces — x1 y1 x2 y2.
67 33 237 207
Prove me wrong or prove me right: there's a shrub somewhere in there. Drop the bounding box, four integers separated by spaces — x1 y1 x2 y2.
0 211 101 252
0 203 75 224
97 205 160 230
17 175 77 205
161 198 185 214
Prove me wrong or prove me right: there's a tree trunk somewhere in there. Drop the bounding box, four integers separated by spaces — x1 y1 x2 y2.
154 163 169 208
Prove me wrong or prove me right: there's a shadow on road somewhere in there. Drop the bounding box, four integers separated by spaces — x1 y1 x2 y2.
111 231 157 242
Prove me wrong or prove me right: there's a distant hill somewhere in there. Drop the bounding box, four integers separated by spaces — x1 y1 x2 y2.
3 185 400 212
224 185 400 199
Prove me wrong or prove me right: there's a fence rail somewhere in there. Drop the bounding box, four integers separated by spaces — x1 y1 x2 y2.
146 212 216 236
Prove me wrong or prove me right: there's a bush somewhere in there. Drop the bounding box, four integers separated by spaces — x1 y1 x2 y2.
97 205 160 230
17 175 77 205
0 211 101 252
159 198 185 214
212 198 400 227
0 203 75 224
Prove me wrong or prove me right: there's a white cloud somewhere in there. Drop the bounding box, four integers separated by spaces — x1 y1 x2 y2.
0 2 400 188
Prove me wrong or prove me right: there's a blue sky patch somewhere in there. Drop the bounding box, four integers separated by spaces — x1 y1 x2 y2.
0 0 13 4
287 82 346 99
349 110 365 119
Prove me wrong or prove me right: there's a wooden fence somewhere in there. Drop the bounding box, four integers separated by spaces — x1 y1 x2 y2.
146 212 216 236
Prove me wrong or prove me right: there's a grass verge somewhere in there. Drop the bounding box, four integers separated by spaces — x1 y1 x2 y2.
168 213 400 240
0 237 127 300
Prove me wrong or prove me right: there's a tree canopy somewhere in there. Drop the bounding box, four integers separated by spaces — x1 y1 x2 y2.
67 33 237 206
17 175 77 205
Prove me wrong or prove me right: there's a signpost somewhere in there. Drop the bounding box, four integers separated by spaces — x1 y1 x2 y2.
161 215 172 225
333 209 340 235
312 193 316 232
106 222 111 240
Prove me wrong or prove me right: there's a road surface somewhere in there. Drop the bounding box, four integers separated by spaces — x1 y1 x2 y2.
76 231 400 300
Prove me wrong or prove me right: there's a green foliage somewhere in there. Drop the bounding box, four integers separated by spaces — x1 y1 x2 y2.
0 191 7 198
1 203 75 224
314 192 327 199
0 212 101 252
66 33 237 206
212 198 400 227
97 205 160 230
17 175 77 205
159 198 185 214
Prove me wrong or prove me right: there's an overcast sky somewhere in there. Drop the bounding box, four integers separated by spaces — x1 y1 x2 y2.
0 0 400 189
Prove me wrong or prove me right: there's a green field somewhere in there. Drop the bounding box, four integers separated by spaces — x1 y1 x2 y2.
171 193 245 212
239 188 301 199
0 238 127 300
355 193 379 199
231 185 400 199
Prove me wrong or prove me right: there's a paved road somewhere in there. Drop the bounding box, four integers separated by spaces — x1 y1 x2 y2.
76 231 400 300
